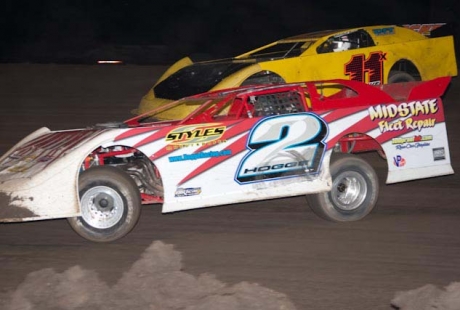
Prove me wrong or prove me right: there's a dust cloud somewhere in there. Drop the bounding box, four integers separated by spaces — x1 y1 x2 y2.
392 282 460 310
0 241 297 310
3 240 460 309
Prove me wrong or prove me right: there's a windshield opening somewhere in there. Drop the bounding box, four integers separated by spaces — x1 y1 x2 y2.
132 97 216 124
239 41 313 60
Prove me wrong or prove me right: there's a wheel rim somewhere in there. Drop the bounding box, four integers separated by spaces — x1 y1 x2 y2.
80 186 124 229
330 171 367 211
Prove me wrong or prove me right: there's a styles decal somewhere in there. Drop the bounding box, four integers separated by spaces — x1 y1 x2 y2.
165 124 226 148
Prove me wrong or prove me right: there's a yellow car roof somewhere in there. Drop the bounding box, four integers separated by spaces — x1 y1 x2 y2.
236 25 427 59
281 29 341 41
280 25 426 44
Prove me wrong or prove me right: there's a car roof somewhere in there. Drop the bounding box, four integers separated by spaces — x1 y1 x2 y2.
278 25 422 42
235 25 427 59
281 29 344 41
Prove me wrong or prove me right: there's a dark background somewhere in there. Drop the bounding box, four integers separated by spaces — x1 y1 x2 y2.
0 0 459 64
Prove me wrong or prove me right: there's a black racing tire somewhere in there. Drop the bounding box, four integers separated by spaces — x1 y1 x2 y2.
306 153 379 222
388 71 416 83
68 166 141 242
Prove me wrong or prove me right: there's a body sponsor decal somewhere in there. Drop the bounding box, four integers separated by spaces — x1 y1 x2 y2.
235 113 328 184
176 118 260 185
368 99 439 133
169 149 232 162
114 119 243 162
175 187 202 197
345 51 386 85
392 135 433 144
393 155 406 167
372 27 395 36
392 135 432 150
433 147 446 161
165 124 226 146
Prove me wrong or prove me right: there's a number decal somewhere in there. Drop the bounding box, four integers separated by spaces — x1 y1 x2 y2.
236 114 328 184
345 51 386 85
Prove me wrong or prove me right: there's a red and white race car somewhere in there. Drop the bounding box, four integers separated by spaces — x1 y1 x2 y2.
0 77 453 242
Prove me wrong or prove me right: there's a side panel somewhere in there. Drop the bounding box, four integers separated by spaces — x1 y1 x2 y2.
260 37 457 85
368 98 453 183
0 153 83 221
0 130 126 222
120 94 454 214
315 95 453 183
114 116 332 213
382 36 457 81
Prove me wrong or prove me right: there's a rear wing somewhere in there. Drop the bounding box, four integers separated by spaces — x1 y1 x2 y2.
407 76 451 100
402 23 446 37
378 76 451 102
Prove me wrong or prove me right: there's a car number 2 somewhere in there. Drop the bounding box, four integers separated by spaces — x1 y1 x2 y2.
235 113 328 184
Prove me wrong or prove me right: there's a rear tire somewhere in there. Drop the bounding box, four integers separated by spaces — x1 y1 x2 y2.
306 154 379 222
68 166 141 242
388 71 415 83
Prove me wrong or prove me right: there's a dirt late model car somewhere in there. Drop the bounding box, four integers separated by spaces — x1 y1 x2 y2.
0 77 453 242
136 24 457 119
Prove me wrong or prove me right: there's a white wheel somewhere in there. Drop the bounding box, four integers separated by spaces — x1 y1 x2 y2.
80 186 125 229
307 154 379 222
330 170 368 211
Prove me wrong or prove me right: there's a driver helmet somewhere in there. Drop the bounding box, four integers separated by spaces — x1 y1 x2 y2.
332 36 351 52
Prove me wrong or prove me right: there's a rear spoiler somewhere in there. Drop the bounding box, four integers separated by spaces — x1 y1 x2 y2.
407 76 451 101
402 23 446 37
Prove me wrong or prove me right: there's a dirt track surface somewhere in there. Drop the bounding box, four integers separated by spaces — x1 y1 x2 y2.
1 64 460 309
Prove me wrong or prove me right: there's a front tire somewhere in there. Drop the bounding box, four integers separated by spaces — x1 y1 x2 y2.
306 154 379 222
68 166 141 242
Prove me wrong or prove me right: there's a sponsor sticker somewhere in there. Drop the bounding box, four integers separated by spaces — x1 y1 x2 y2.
168 149 232 162
393 155 406 167
368 99 439 133
166 124 226 146
372 27 395 36
392 135 432 150
175 187 202 197
433 147 446 161
392 135 433 145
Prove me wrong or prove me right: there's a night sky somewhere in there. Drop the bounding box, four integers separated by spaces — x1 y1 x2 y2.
1 0 458 64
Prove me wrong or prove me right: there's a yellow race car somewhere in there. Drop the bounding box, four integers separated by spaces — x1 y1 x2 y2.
137 24 457 119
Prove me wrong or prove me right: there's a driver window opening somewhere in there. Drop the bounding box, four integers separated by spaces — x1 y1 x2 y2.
316 29 375 54
250 91 306 116
314 83 358 100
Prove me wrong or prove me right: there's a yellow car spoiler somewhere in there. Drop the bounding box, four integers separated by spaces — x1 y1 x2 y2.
402 23 446 37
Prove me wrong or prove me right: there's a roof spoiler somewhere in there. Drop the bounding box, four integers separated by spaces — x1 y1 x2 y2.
402 23 446 37
407 76 451 101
